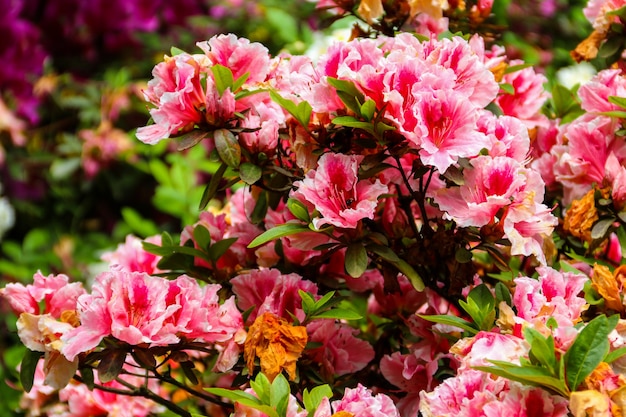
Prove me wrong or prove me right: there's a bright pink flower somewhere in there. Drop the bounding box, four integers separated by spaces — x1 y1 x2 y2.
305 319 375 377
230 268 318 323
291 153 388 229
101 234 162 274
513 266 588 328
411 87 490 173
197 34 271 84
330 384 400 417
496 61 549 127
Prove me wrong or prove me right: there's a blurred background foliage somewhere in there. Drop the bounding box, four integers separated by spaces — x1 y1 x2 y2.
0 0 596 414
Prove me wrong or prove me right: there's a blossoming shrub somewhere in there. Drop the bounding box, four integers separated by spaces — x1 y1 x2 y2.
6 0 626 416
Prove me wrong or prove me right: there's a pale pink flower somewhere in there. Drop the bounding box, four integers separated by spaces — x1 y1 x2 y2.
330 384 400 417
476 111 530 162
496 61 549 128
578 68 626 113
481 383 569 417
237 98 284 155
503 199 558 264
305 319 374 377
0 271 85 317
230 268 318 323
62 270 243 361
291 153 388 229
136 53 212 144
101 234 162 274
584 0 626 33
79 122 134 178
411 87 490 173
197 33 271 84
434 155 535 228
513 266 588 328
451 331 528 371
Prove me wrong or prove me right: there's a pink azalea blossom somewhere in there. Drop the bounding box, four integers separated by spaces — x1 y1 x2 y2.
476 111 530 162
230 268 318 323
496 61 549 128
584 0 626 33
101 234 162 274
513 266 588 328
329 384 400 417
79 122 134 178
451 331 528 371
291 153 388 229
578 68 626 113
305 319 375 377
62 270 243 361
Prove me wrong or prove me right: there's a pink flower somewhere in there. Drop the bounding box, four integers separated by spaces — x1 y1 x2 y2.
101 234 162 274
305 319 374 377
434 155 537 228
513 266 588 328
578 69 626 113
481 383 569 417
330 384 400 417
197 34 271 84
62 270 243 361
411 87 490 173
291 153 388 229
230 268 318 323
476 111 530 162
79 122 134 178
496 61 549 128
451 331 528 371
0 271 85 317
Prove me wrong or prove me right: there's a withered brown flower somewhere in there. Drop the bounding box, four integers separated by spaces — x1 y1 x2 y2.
563 189 599 243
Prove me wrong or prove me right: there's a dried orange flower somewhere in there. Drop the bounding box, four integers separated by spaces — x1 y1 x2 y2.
331 412 355 417
357 0 385 24
570 389 611 417
592 264 624 313
563 189 599 243
244 312 307 381
571 30 606 63
408 0 447 20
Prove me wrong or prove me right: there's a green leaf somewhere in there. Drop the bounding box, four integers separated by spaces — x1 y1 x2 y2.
609 95 626 109
345 243 368 278
211 64 235 96
240 162 263 185
591 217 616 240
303 385 333 417
605 346 626 363
331 116 377 134
193 225 212 251
97 348 127 383
251 372 272 404
176 129 211 151
418 314 478 335
299 290 316 315
251 191 269 225
248 224 311 248
233 72 250 91
474 361 569 397
287 198 310 223
269 91 311 128
214 129 241 168
121 207 159 238
199 162 228 210
460 284 496 330
500 83 515 95
326 77 365 116
524 327 558 375
494 281 512 306
270 374 290 417
170 46 185 56
311 309 362 320
564 314 614 391
20 350 43 392
80 366 95 390
360 99 376 121
207 237 238 262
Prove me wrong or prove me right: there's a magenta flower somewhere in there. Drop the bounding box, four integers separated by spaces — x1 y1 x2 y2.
291 153 388 229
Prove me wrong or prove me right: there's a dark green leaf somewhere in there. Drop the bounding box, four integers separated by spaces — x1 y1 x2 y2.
591 218 616 240
80 366 95 390
564 314 614 391
251 191 268 225
455 247 473 263
97 348 127 383
207 237 238 262
176 130 211 151
193 225 212 251
180 360 199 385
214 129 241 168
20 350 43 392
495 282 512 306
199 163 228 210
345 243 368 278
240 162 263 185
248 224 311 248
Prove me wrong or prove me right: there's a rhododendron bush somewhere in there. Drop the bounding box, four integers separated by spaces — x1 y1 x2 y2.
8 0 626 416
